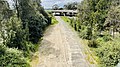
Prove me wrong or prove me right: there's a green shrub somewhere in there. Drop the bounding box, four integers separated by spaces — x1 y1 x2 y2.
70 18 74 27
0 0 49 67
0 16 36 57
75 20 81 31
95 40 120 67
102 35 112 42
95 37 105 47
88 37 107 48
0 44 6 54
28 14 47 43
20 42 39 58
0 44 30 67
88 39 98 48
51 16 58 25
61 16 71 23
79 26 89 39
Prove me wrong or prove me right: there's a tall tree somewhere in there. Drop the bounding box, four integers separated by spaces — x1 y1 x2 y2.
52 4 59 10
104 5 120 38
64 2 78 10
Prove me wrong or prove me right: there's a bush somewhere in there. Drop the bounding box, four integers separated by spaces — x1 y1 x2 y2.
17 41 40 58
95 37 105 46
0 44 30 67
75 20 81 31
61 16 71 23
1 16 34 54
102 35 112 42
88 37 106 48
95 40 120 67
48 13 58 25
79 26 89 39
28 14 47 43
0 44 6 54
88 39 98 48
101 32 112 41
0 0 49 67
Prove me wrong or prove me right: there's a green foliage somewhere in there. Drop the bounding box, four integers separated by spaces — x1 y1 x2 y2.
52 4 59 10
0 0 49 67
51 16 58 25
37 6 51 25
0 44 30 67
28 14 47 43
61 16 71 23
95 40 120 67
18 0 49 43
0 0 10 20
104 5 120 37
64 2 78 10
61 1 120 67
77 0 114 40
48 12 58 25
38 6 48 17
95 37 105 46
70 18 75 27
88 37 107 48
79 26 89 39
3 16 27 49
88 40 98 48
0 44 6 54
102 35 112 42
88 37 120 67
66 0 120 66
61 16 79 31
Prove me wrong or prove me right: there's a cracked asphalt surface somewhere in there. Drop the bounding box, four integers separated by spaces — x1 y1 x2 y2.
32 16 91 67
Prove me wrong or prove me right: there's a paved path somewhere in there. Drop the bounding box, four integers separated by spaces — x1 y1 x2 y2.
32 16 90 67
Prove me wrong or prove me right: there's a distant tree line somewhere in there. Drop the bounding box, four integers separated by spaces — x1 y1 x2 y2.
64 2 78 10
52 2 78 10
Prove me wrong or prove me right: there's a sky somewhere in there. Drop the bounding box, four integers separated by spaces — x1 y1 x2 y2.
6 0 14 9
6 0 82 9
41 0 82 9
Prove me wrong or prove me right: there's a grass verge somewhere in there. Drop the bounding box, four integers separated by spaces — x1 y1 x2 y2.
61 16 71 23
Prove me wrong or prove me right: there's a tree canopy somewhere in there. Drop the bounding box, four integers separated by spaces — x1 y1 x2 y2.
0 0 50 66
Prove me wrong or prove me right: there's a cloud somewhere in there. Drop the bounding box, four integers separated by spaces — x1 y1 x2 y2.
41 0 82 9
6 0 14 9
7 0 82 9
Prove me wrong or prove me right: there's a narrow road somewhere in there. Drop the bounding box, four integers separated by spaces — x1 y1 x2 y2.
32 16 90 67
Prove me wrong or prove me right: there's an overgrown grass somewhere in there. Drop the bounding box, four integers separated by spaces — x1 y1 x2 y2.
61 16 71 23
91 37 120 67
51 16 58 25
48 12 58 25
80 39 99 66
0 44 30 67
79 31 120 67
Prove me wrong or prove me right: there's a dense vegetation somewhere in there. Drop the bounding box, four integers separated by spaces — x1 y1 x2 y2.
64 2 78 10
47 12 58 25
0 0 120 66
52 2 78 10
62 0 120 67
0 0 50 66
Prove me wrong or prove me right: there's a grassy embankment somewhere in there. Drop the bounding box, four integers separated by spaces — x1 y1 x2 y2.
47 12 58 25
